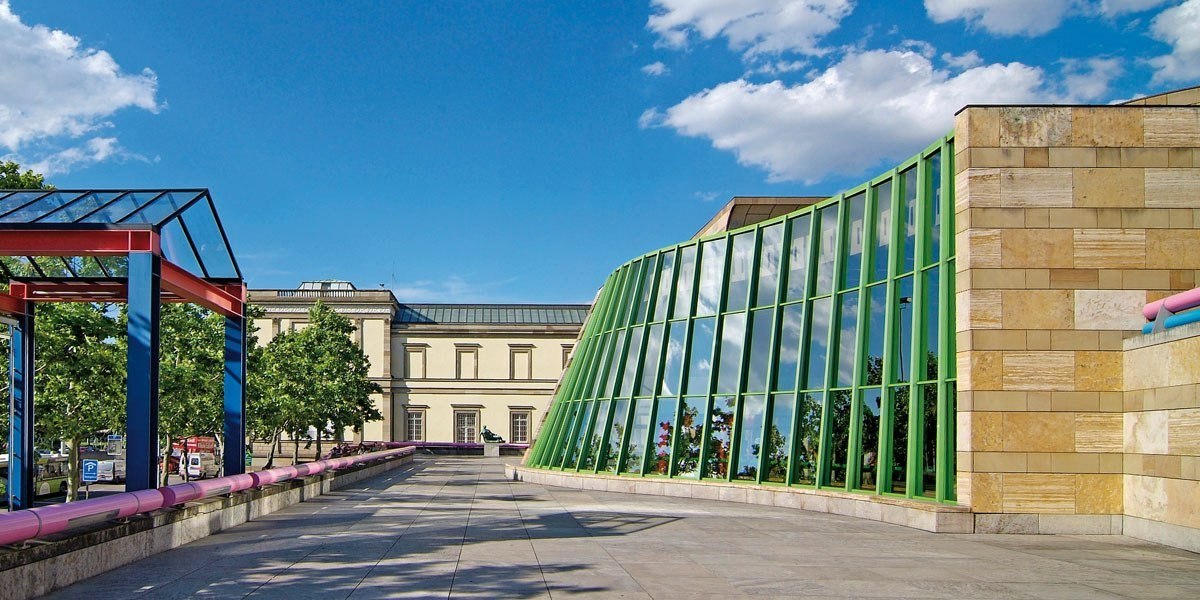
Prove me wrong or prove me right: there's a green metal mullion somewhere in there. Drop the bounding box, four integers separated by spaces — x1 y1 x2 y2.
907 155 930 497
641 255 679 475
530 400 561 465
698 234 735 480
877 168 902 492
755 224 786 484
615 319 654 475
816 197 845 489
936 139 956 502
668 244 703 478
790 212 821 487
848 191 873 490
776 217 801 487
729 228 764 481
608 257 653 473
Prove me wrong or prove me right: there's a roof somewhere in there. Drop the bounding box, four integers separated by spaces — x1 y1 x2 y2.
396 303 590 325
0 189 240 281
694 196 826 239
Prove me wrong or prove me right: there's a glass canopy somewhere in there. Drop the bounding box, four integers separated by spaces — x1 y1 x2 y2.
0 189 241 281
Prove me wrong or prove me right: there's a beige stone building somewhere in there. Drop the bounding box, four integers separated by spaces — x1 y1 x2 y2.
250 281 587 446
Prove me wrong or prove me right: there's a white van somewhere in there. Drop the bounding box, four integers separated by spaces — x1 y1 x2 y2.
179 453 220 479
97 459 125 483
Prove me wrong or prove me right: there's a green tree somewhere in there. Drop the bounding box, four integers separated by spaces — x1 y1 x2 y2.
0 160 49 190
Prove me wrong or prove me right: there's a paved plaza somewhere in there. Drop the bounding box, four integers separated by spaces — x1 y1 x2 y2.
46 457 1200 599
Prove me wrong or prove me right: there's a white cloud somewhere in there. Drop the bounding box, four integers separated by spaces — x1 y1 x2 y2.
647 0 855 57
1059 57 1124 101
0 1 158 165
1149 0 1200 83
22 136 152 175
390 275 519 303
1097 0 1172 16
941 50 983 69
646 49 1046 183
642 61 670 76
924 0 1075 36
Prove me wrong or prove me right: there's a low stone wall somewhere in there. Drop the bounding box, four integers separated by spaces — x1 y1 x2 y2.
0 452 414 600
506 464 973 534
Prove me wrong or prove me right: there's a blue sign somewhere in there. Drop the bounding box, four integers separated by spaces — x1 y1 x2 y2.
81 459 99 484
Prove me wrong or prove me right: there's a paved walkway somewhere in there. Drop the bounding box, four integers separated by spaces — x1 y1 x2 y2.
46 457 1200 599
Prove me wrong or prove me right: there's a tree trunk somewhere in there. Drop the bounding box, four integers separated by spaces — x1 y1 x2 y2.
214 434 224 477
66 438 80 502
160 434 174 487
264 429 280 470
315 429 322 460
292 434 300 465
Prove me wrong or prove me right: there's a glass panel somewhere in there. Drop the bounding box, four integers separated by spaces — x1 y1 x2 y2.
871 180 893 282
774 304 803 391
921 268 940 382
705 396 736 479
673 246 697 319
634 255 658 323
659 322 687 396
814 204 838 295
841 192 866 289
827 390 852 488
765 394 794 483
805 297 832 389
899 167 917 274
619 326 644 398
0 191 50 216
921 384 938 498
121 191 198 225
756 223 783 306
926 152 942 266
675 397 705 478
726 232 754 311
622 399 653 474
0 191 77 223
161 218 204 276
734 395 766 481
650 398 677 475
36 192 123 223
856 388 882 491
888 386 909 495
602 330 626 398
864 284 887 386
565 401 594 469
580 399 610 471
685 317 716 394
785 214 811 302
715 313 746 395
616 262 639 327
745 309 774 392
179 200 238 278
553 403 580 467
794 392 823 486
585 332 612 399
653 250 675 322
835 291 859 388
695 238 726 316
894 276 914 383
79 191 163 224
639 323 664 396
602 399 630 473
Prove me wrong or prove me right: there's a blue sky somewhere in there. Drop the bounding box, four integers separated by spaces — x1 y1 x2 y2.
1 1 1196 303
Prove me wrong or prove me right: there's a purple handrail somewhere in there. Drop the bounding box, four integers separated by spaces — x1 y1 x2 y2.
0 446 413 546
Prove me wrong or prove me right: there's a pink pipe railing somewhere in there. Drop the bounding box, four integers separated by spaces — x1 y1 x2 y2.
1143 287 1200 321
0 446 413 546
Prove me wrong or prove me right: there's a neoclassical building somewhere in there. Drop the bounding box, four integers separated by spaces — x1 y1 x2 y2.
250 281 587 446
519 86 1200 552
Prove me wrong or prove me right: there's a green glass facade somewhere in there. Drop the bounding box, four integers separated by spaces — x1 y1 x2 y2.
529 136 957 503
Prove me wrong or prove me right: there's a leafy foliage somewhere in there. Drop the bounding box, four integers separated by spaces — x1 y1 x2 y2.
0 160 50 190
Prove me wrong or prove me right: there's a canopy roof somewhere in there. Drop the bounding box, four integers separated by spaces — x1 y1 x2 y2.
0 189 241 281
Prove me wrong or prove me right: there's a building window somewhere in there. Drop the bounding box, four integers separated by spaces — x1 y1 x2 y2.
456 345 479 379
455 410 479 444
510 410 531 444
404 345 427 379
406 410 425 441
509 345 533 380
561 344 573 369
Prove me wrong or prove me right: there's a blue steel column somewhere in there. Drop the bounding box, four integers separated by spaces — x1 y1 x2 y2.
8 304 36 510
223 315 246 476
126 252 161 492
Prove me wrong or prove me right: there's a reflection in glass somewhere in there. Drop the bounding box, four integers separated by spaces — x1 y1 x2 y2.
659 322 687 396
673 246 697 319
686 317 716 394
927 152 942 266
871 179 893 282
734 395 766 481
835 291 859 387
602 330 626 398
705 396 737 479
653 250 675 321
922 268 940 381
650 398 678 475
603 399 630 472
864 284 887 386
745 309 774 392
581 399 611 470
616 263 638 327
565 401 595 469
856 389 882 491
888 387 909 494
634 255 658 324
805 297 832 389
757 223 783 306
815 204 839 295
619 326 644 398
622 399 653 474
766 394 794 483
785 215 811 302
894 276 914 383
554 403 581 467
726 232 754 311
774 304 803 391
696 239 726 316
842 193 865 289
716 313 746 394
794 392 823 485
921 384 938 498
585 333 612 399
828 390 852 488
900 167 917 273
639 324 664 396
675 397 705 477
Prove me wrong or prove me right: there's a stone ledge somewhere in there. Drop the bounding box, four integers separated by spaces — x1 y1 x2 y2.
974 513 1124 535
1124 515 1200 553
506 464 973 534
1125 321 1200 351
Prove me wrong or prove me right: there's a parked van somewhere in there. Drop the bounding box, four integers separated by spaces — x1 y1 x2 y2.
97 459 126 483
179 453 220 479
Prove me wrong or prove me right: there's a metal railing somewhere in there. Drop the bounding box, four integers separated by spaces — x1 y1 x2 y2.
1142 286 1200 333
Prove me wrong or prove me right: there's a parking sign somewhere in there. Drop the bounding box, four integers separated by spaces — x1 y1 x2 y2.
82 459 99 484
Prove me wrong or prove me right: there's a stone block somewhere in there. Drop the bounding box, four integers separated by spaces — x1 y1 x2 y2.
1001 169 1074 207
1070 107 1143 147
1120 147 1170 167
1050 330 1099 350
1024 147 1049 168
1146 229 1200 269
961 107 1000 148
1169 208 1193 228
975 452 1028 472
967 228 1003 268
1074 351 1123 392
974 513 1038 533
968 351 1004 390
1168 408 1200 455
1048 208 1098 228
970 207 1026 228
1167 337 1200 387
973 268 1027 289
1048 147 1096 167
1001 228 1073 268
1001 289 1073 329
1167 147 1193 168
973 390 1027 411
971 147 1024 168
1122 269 1170 290
1072 229 1146 269
1120 208 1172 228
1048 269 1099 289
1075 413 1123 453
1004 412 1076 452
1143 108 1200 147
1050 391 1100 411
961 289 1002 329
1050 452 1100 473
1073 168 1145 208
1097 147 1122 167
1146 168 1200 208
1000 107 1072 147
1027 452 1053 471
1039 513 1117 534
963 168 1002 207
1002 473 1076 513
1025 208 1050 228
1026 269 1050 288
1124 411 1169 454
972 472 1002 512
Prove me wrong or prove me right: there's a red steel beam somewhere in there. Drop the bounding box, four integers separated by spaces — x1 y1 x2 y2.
0 292 27 316
160 259 243 318
0 230 158 256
